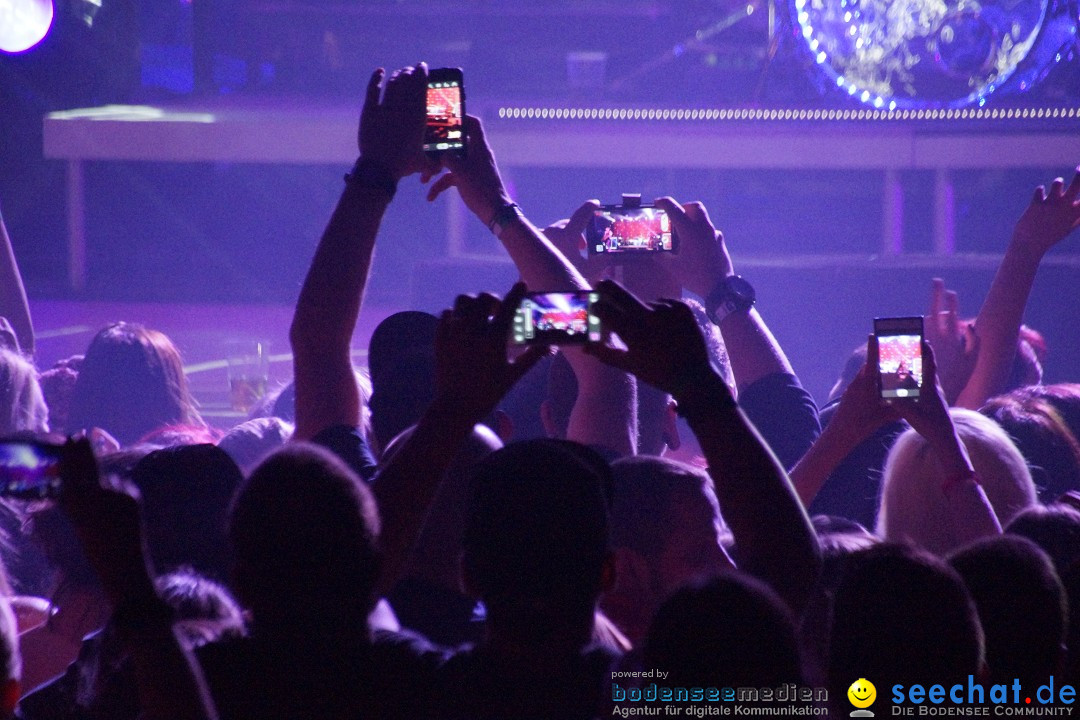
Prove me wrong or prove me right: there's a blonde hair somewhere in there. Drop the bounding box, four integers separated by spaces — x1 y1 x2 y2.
0 349 47 435
878 408 1036 555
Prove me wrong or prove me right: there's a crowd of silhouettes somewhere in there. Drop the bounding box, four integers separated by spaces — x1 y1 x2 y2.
0 62 1077 719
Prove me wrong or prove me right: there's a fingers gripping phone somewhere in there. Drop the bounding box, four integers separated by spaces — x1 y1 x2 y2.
875 316 925 402
512 292 603 346
424 67 466 157
0 439 63 499
586 194 676 257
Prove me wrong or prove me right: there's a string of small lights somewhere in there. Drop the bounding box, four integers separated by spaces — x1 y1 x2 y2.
495 106 1080 122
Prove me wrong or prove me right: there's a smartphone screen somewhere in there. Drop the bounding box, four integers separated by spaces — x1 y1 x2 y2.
875 316 925 401
512 292 602 346
424 68 465 155
586 205 675 255
0 439 63 499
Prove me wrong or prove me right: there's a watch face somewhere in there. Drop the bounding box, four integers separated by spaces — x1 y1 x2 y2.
706 275 755 325
725 275 755 304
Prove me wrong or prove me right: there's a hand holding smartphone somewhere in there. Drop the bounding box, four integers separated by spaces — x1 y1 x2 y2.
424 68 466 157
874 316 925 402
512 291 603 346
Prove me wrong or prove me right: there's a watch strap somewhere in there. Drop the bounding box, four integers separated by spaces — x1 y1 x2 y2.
706 275 755 325
488 202 525 237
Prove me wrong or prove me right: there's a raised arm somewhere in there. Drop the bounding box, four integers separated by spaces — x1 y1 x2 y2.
290 64 433 440
657 197 819 467
924 278 979 406
371 284 548 596
0 204 34 355
586 280 821 614
891 342 1002 543
656 198 792 389
955 168 1080 409
59 438 218 720
789 336 898 507
426 117 636 455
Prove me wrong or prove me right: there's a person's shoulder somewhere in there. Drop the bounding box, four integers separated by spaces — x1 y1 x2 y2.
311 423 378 481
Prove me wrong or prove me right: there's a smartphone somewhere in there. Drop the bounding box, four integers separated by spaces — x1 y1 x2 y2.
424 67 466 156
0 439 63 500
512 291 602 346
586 204 676 256
874 316 925 401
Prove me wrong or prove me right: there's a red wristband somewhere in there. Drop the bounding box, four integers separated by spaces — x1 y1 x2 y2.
942 469 979 496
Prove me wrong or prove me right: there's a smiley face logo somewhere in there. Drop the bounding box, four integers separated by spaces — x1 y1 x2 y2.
848 678 876 710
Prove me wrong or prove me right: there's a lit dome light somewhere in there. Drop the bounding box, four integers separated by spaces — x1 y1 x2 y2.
0 0 54 54
789 0 1070 109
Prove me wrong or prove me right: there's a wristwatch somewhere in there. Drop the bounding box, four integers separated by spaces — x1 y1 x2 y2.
488 202 525 237
705 275 755 325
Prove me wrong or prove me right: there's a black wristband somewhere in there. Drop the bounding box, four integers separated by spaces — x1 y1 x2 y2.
488 202 524 236
344 158 398 200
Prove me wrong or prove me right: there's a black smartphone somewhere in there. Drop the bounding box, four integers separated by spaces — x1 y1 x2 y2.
424 67 466 156
512 291 602 346
874 316 925 402
0 439 63 499
586 203 675 256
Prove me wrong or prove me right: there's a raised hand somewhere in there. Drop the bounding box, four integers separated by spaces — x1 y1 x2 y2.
542 201 603 279
829 336 900 443
1012 167 1080 256
58 438 157 608
426 115 513 227
434 282 551 421
359 64 437 181
887 339 962 459
925 278 979 405
654 197 733 298
585 279 727 402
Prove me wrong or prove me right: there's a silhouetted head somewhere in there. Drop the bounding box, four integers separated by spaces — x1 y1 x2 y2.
878 408 1036 554
367 311 439 455
229 443 380 637
132 444 243 582
645 572 802 688
949 535 1065 685
827 344 868 405
602 455 727 644
828 543 983 708
0 349 47 435
983 383 1080 501
800 516 880 686
1006 503 1080 573
67 323 201 446
462 439 612 643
